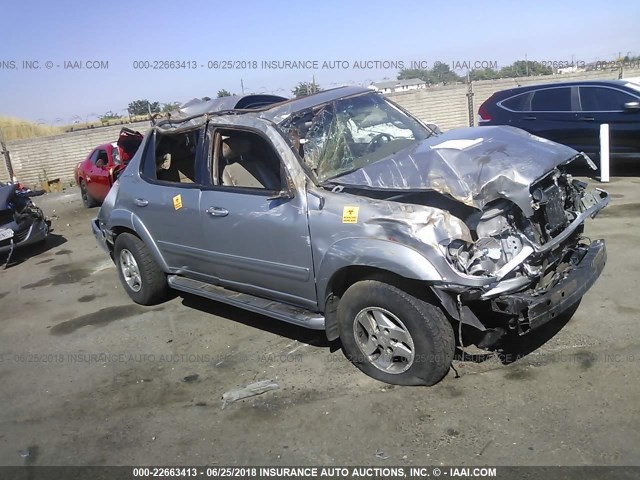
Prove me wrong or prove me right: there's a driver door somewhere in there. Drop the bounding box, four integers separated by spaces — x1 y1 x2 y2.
196 126 317 309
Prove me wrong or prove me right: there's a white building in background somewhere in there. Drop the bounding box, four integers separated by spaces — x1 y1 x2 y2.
557 65 585 74
369 78 427 93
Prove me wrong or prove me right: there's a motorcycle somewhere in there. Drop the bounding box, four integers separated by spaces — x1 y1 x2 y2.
0 181 51 267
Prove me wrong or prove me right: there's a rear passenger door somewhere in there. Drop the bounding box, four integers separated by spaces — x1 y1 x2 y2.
519 87 580 146
500 87 580 147
577 85 640 157
133 127 207 273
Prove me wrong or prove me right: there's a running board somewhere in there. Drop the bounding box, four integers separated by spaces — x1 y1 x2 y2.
167 275 325 330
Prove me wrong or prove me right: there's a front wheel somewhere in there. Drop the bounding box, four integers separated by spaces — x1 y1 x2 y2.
114 233 168 305
337 280 455 386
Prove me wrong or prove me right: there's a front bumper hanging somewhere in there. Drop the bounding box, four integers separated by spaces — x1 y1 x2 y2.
491 239 606 334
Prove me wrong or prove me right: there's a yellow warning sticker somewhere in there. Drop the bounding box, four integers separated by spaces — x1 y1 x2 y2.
173 194 183 210
342 206 359 224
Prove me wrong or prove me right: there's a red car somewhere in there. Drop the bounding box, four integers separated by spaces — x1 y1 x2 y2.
75 128 143 207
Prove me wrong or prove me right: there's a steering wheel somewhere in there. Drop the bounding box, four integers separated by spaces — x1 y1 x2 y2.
366 133 394 153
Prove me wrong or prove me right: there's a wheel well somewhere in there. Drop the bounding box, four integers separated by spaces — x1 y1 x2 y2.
323 266 439 342
326 266 433 303
108 226 139 255
111 226 138 240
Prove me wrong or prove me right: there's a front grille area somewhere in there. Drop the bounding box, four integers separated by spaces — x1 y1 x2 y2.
14 227 29 243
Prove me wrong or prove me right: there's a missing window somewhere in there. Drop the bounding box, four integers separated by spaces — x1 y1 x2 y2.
142 129 201 184
214 129 285 191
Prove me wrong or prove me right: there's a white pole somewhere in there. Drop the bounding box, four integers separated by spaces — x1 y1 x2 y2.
600 123 610 183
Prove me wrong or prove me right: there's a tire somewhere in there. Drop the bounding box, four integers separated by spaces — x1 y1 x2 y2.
80 180 98 208
337 280 455 386
114 233 168 305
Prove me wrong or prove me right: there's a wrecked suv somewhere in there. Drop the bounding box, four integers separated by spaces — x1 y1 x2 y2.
92 87 608 386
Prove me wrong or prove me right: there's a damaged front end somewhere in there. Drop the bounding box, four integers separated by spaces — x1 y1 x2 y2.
440 165 608 338
280 90 608 343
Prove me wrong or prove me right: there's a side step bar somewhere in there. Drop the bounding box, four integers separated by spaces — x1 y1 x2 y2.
167 275 325 330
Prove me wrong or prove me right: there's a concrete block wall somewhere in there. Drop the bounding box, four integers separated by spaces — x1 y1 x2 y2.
386 83 470 131
2 122 148 186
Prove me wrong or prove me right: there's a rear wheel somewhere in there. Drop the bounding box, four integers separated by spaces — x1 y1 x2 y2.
80 180 98 208
338 280 455 386
114 233 168 305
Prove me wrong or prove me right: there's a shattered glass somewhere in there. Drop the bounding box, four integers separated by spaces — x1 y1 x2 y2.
282 93 430 182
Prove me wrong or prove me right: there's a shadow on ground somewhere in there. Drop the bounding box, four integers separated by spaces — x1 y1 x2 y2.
179 293 341 351
453 301 581 366
2 233 67 268
179 289 585 370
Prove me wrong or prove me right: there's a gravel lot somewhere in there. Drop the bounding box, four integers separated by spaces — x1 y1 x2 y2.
0 175 639 466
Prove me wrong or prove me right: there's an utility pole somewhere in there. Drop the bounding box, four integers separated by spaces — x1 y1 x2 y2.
525 53 529 76
0 127 14 181
240 79 245 95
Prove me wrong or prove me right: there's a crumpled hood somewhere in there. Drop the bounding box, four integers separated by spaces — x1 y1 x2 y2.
334 126 581 216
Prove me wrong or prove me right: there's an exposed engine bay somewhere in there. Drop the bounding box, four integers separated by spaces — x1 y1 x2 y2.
445 168 607 292
339 162 608 339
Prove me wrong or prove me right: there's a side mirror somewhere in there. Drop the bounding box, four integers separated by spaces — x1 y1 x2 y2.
623 101 640 112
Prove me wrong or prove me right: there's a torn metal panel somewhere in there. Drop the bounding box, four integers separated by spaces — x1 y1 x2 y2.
178 94 287 119
259 86 370 124
491 240 606 334
332 125 584 217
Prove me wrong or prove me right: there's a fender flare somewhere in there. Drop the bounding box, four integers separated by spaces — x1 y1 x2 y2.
106 208 170 272
316 238 442 303
318 238 446 341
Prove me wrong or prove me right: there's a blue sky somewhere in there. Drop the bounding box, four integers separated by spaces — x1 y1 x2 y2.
1 0 638 123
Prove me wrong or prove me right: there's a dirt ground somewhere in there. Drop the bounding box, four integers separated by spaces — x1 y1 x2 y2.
0 175 639 467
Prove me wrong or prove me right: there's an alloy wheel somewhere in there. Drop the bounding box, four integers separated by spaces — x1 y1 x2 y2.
353 307 415 374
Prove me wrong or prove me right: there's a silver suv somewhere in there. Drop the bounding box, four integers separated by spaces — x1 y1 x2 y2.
93 87 608 386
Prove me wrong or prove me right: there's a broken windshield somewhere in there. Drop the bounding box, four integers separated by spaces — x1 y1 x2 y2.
281 93 432 182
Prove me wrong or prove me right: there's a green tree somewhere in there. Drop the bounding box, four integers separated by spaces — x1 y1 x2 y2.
397 62 461 84
469 68 501 81
431 62 461 84
397 68 429 81
98 111 121 125
127 100 160 116
161 102 181 113
292 81 321 98
499 60 553 78
217 89 233 97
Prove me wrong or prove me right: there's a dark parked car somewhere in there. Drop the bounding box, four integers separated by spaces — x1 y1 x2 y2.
478 80 640 159
93 87 608 386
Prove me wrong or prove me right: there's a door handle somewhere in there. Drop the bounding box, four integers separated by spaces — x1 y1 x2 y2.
134 198 149 207
523 116 537 120
206 206 229 217
580 117 595 121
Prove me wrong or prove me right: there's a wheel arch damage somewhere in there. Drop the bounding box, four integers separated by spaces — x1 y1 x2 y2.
318 238 486 341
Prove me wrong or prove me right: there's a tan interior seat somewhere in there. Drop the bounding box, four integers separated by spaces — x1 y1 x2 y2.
220 137 263 188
